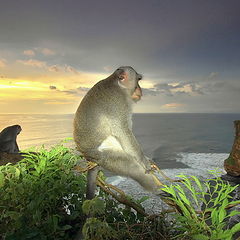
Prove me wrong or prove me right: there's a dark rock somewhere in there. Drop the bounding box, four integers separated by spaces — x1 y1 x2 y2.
0 152 24 166
221 174 240 184
224 120 240 176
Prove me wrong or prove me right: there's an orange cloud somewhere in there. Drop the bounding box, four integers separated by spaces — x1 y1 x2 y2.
48 65 61 72
65 65 79 74
162 103 183 108
23 49 35 56
44 100 75 105
42 48 55 56
0 58 7 68
0 69 109 113
17 59 46 68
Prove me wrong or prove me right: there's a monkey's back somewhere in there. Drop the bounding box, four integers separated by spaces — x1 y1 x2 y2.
73 78 132 153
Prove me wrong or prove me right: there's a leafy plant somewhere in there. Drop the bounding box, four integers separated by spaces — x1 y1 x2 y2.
161 174 240 240
0 144 86 240
8 142 237 239
0 143 171 240
82 195 170 240
82 197 117 240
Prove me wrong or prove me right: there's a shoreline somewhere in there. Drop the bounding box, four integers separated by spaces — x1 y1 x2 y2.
106 152 228 214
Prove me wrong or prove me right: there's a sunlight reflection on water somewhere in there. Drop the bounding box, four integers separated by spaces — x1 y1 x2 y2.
0 114 75 150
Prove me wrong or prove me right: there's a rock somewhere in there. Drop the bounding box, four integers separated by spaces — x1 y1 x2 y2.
224 120 240 176
0 152 24 166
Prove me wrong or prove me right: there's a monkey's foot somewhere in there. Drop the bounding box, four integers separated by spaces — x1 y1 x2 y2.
73 165 86 172
73 161 98 173
86 161 98 170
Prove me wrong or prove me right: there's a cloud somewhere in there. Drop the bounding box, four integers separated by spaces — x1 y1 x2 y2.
49 85 57 90
42 48 55 56
17 59 80 76
44 100 72 105
162 103 184 108
208 72 219 79
77 87 90 92
0 58 7 68
48 65 61 72
155 83 184 91
154 82 184 96
23 49 35 56
48 64 80 74
103 66 113 72
23 48 55 57
60 87 89 96
65 65 79 74
17 59 46 68
142 88 158 96
149 81 205 97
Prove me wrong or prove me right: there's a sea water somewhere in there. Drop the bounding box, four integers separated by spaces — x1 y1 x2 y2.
0 113 239 174
2 113 239 212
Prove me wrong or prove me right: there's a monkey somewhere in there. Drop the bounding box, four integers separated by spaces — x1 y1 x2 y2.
0 125 22 153
74 66 162 199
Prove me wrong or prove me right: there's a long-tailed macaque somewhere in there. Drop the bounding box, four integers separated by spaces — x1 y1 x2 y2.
0 125 21 153
74 66 160 199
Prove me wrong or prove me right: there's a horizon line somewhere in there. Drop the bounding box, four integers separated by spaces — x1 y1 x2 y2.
0 112 240 115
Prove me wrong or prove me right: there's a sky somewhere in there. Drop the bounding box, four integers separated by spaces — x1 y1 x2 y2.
0 0 240 114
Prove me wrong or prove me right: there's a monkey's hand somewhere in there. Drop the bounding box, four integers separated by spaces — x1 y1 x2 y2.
145 164 158 174
143 156 158 174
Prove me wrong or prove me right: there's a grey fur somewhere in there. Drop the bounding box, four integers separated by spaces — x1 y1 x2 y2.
74 66 159 196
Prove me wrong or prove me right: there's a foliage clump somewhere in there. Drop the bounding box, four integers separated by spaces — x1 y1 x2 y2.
162 174 240 240
1 143 240 240
0 144 170 240
0 144 86 239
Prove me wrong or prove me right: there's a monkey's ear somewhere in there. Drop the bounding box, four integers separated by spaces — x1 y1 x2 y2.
116 69 129 88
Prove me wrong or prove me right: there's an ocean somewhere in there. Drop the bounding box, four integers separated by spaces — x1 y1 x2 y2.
0 113 239 171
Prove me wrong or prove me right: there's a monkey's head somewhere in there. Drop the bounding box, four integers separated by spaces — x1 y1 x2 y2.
114 66 143 102
15 125 22 135
11 125 22 135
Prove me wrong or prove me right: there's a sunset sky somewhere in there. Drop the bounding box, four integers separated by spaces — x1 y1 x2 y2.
0 0 240 114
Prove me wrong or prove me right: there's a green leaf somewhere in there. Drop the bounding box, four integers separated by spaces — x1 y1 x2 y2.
191 175 203 191
15 167 20 179
0 172 5 187
82 197 106 215
192 234 209 240
230 222 240 234
227 200 240 206
227 210 240 218
61 225 72 230
218 207 226 223
178 192 191 206
211 208 218 225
